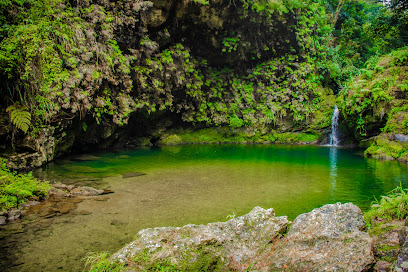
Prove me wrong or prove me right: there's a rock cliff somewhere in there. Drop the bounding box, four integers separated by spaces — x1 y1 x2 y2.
0 0 335 169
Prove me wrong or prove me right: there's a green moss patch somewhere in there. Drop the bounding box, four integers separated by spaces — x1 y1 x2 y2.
158 127 320 145
0 158 50 212
365 136 408 162
368 222 400 237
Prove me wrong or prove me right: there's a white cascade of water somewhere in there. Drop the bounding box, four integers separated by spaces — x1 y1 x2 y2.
329 105 340 146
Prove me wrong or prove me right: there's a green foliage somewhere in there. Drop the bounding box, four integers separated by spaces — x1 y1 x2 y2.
6 102 31 133
3 0 406 154
0 0 77 124
239 0 292 15
85 250 183 272
0 0 133 130
85 252 126 272
391 48 408 66
228 115 244 128
0 157 50 211
338 47 408 140
191 0 209 5
322 0 408 85
365 185 408 224
222 36 240 53
0 0 337 136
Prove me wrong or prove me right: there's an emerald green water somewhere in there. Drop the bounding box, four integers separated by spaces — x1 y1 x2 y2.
1 144 408 271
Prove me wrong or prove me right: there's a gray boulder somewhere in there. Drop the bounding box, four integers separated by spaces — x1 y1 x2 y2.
109 203 374 271
113 206 289 270
256 203 374 271
395 134 408 143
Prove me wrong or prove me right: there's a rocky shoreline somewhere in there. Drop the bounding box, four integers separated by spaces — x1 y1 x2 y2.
91 203 408 271
0 182 111 226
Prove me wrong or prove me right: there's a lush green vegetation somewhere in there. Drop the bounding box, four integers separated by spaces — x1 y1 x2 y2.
0 0 406 157
365 185 408 224
85 247 221 272
0 157 49 211
0 0 333 137
338 47 408 161
85 252 127 272
158 127 319 145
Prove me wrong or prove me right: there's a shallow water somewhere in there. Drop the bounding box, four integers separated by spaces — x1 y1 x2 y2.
1 144 408 271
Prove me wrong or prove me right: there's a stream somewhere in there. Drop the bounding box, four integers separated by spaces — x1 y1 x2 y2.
1 144 408 271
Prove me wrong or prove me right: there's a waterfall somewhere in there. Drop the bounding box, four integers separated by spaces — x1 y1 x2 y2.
328 105 340 146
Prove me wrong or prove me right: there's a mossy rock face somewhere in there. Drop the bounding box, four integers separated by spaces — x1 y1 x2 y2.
367 220 407 265
0 0 336 167
309 94 336 131
364 135 408 162
156 127 321 146
158 134 183 145
338 47 408 161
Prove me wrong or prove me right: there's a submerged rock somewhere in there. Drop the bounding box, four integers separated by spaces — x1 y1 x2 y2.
122 172 146 178
70 186 104 196
71 155 101 161
49 182 106 197
109 203 374 271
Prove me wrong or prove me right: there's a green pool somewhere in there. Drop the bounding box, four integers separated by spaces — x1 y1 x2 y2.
1 144 407 271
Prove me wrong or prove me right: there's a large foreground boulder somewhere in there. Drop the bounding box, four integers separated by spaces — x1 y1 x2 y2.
254 202 374 271
113 206 289 270
110 203 374 271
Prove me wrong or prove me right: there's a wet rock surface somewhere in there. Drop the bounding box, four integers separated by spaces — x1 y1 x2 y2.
111 203 375 271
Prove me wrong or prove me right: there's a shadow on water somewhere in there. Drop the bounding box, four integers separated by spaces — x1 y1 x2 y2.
1 144 408 271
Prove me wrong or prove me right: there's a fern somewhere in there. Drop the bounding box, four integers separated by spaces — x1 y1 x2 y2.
6 102 31 133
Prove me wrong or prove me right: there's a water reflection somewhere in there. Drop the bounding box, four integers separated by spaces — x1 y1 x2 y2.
329 147 338 201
